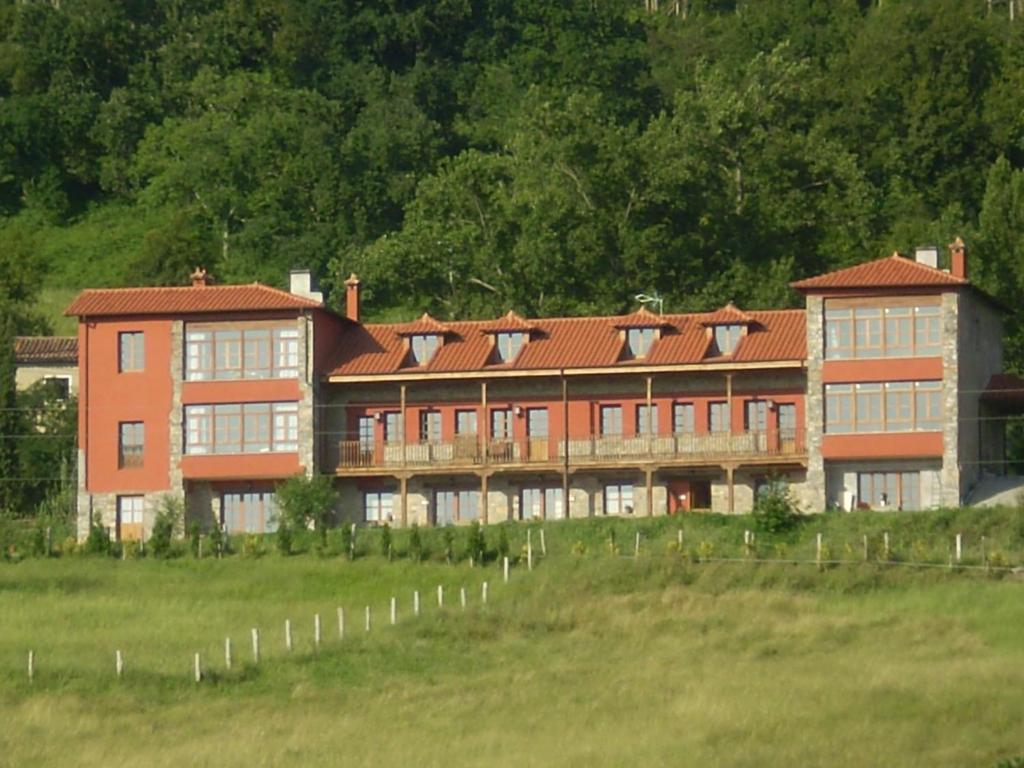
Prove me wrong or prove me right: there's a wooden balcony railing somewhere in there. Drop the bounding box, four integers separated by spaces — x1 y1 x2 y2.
336 430 804 471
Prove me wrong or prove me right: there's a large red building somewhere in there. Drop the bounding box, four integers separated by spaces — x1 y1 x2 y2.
67 243 1018 539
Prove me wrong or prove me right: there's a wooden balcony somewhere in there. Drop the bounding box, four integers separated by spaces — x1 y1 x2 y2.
336 430 805 473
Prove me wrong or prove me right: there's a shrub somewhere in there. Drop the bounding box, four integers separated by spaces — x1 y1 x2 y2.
752 480 799 534
697 539 715 561
243 534 265 558
187 520 201 558
408 524 423 562
465 521 485 564
83 520 112 556
442 526 455 564
494 526 509 560
276 522 293 556
150 496 182 558
380 524 392 559
275 475 338 547
339 524 354 560
572 540 587 556
208 522 227 558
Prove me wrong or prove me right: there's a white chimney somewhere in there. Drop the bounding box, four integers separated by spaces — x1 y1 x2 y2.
289 269 323 302
914 246 939 269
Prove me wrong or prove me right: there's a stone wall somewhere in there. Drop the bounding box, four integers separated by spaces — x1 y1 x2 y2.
803 295 826 512
940 292 961 506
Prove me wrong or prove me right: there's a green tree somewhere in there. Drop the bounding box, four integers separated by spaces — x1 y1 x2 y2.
275 474 338 546
0 303 18 517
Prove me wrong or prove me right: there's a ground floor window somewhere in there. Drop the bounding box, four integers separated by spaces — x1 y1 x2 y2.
222 491 279 534
364 490 394 524
604 482 634 515
856 471 920 510
521 487 564 520
434 489 480 525
117 495 144 541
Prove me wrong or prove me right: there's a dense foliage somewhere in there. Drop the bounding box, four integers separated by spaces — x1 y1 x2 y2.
3 0 1024 513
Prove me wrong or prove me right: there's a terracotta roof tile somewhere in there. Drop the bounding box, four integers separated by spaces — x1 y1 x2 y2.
479 311 536 333
326 308 805 377
14 336 78 364
699 302 754 325
395 314 450 335
65 284 323 317
613 307 670 328
791 253 966 291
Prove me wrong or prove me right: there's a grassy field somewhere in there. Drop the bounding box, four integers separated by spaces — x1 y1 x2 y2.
2 513 1024 767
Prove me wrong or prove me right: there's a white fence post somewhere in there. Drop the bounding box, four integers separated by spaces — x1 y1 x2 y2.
482 581 489 604
460 586 467 609
413 590 420 617
116 650 124 679
27 650 34 683
251 628 260 663
503 557 510 583
883 532 890 560
194 653 202 684
816 532 823 566
365 606 371 633
527 530 533 571
634 531 641 557
956 533 963 563
225 637 232 670
337 607 345 640
285 619 293 652
390 597 397 626
437 585 444 608
540 528 547 556
314 613 322 648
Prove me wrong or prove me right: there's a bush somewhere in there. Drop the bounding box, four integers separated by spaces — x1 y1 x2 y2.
339 524 354 560
494 526 509 560
442 526 455 564
380 524 392 559
465 521 485 564
150 496 182 558
276 522 293 556
243 534 265 558
187 520 201 558
82 520 112 556
752 481 799 534
276 475 338 547
408 524 423 562
208 522 227 557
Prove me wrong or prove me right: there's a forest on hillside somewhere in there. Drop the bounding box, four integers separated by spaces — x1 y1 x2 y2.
1 0 1024 362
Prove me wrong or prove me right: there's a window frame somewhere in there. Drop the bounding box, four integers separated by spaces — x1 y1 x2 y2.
825 380 944 434
410 334 441 366
673 402 695 435
185 323 300 381
626 327 656 358
184 402 301 455
494 332 527 362
824 303 943 360
600 405 623 437
118 421 144 468
118 331 145 373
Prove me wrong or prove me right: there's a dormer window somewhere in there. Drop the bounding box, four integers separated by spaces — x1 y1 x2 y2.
713 325 743 356
410 334 440 365
495 332 527 362
627 327 656 358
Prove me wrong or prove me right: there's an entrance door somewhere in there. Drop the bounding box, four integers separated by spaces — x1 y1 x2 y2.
222 491 278 534
667 480 691 514
690 480 712 511
778 404 797 453
526 408 549 461
117 496 144 541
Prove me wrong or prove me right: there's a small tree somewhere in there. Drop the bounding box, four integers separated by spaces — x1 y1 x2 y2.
752 477 799 534
275 475 338 547
380 523 392 559
465 521 485 565
150 495 183 558
408 524 423 562
442 526 455 564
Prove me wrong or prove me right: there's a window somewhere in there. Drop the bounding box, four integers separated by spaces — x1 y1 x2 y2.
778 403 797 441
119 332 144 372
636 404 658 435
364 491 394 524
825 385 854 433
825 305 942 359
521 487 564 520
600 405 623 437
455 410 478 436
357 416 375 449
673 403 695 434
118 422 144 468
712 325 743 356
855 383 882 432
383 412 402 444
825 381 943 433
491 408 513 440
117 496 144 540
410 334 440 365
184 402 300 454
604 483 634 516
495 332 527 362
856 472 920 510
185 326 299 381
222 491 278 534
420 410 441 442
709 402 730 433
434 489 479 525
745 400 767 433
527 408 548 437
627 327 656 358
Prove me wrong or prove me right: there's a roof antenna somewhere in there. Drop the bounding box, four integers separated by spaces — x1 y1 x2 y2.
634 292 663 315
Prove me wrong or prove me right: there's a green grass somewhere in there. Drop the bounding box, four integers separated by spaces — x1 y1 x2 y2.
2 514 1024 766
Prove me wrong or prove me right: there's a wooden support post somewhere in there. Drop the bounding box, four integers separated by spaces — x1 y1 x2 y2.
252 628 260 663
482 581 489 604
645 469 654 517
400 384 408 471
726 465 735 514
337 608 345 640
314 613 322 648
225 637 232 670
285 619 293 651
116 650 124 679
503 556 510 583
390 597 397 625
481 472 489 527
399 475 409 529
481 380 489 464
562 372 570 520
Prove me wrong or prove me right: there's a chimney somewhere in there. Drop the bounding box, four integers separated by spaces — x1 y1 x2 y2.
190 267 211 287
344 273 361 323
948 236 968 280
914 246 939 269
289 269 323 302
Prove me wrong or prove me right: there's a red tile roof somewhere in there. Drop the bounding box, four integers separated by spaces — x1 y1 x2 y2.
613 308 671 328
699 302 755 325
791 253 967 291
14 336 78 364
479 311 536 333
64 284 323 317
326 308 805 377
396 314 450 335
